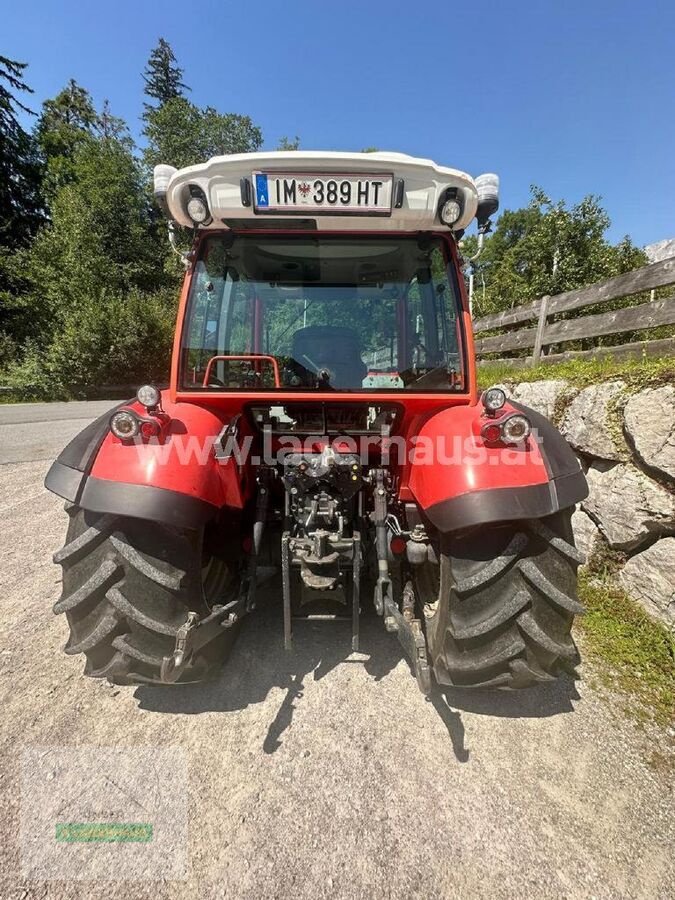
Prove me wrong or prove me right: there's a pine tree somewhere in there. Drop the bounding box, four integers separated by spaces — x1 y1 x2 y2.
36 79 99 196
0 55 44 365
98 99 128 141
38 79 98 136
0 55 44 249
143 38 188 109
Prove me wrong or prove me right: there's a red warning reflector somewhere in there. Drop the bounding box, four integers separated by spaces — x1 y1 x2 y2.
482 423 502 444
390 536 407 555
140 420 160 439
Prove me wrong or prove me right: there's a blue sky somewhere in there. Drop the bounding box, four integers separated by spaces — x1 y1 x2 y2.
5 0 674 246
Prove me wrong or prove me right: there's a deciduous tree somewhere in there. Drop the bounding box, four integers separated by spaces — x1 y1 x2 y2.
465 187 646 317
143 96 262 170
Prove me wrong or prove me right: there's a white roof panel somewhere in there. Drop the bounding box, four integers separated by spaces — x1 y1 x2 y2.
156 151 480 232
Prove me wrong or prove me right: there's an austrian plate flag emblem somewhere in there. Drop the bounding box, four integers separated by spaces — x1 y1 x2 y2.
298 181 311 198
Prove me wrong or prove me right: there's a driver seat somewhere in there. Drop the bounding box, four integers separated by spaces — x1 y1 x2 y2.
291 326 367 388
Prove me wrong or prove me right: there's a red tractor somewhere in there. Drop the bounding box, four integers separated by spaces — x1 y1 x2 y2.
45 152 587 693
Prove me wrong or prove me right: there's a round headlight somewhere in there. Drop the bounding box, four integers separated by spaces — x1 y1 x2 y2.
136 384 161 409
187 196 209 223
501 414 531 444
481 387 506 412
110 410 139 440
440 198 462 226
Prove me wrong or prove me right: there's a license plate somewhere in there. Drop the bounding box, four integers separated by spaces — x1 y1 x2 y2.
252 172 393 215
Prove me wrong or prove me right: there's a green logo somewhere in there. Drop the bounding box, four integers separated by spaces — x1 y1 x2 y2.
55 823 153 843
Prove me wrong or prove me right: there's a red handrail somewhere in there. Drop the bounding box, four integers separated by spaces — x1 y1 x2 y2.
202 355 281 388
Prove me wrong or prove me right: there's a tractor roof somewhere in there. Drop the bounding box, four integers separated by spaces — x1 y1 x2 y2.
154 151 481 233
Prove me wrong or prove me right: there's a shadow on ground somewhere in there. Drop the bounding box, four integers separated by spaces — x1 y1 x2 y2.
135 594 403 747
135 587 580 762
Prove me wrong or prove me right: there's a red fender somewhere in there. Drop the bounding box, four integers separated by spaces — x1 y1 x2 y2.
407 401 587 532
90 398 246 507
45 393 250 529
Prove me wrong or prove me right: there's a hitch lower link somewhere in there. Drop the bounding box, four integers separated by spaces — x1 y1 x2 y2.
384 584 432 696
372 470 432 696
160 600 244 683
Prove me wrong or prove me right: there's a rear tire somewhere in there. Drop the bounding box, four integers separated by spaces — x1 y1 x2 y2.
414 510 584 689
53 505 241 685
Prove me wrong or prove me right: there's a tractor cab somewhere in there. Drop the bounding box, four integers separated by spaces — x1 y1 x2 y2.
153 152 499 402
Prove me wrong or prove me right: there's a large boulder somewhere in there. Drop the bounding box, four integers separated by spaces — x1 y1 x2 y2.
511 380 575 422
623 385 675 481
571 507 600 563
583 463 675 550
560 381 629 461
619 538 675 626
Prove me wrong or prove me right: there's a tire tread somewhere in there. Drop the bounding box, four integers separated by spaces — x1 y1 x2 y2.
53 507 239 684
417 510 583 689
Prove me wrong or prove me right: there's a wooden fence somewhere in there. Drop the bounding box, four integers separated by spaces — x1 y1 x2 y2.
473 257 675 367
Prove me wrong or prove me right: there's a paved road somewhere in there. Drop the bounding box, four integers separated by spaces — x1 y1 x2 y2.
0 400 121 465
0 402 673 899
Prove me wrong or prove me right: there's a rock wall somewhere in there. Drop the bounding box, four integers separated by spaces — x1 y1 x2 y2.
498 380 675 627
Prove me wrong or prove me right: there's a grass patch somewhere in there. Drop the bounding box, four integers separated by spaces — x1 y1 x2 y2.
577 571 675 727
478 353 675 392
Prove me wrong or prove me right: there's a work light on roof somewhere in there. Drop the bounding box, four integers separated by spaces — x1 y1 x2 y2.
440 198 462 226
187 195 209 224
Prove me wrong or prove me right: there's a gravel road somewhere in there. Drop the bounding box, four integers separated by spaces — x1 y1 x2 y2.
0 402 673 899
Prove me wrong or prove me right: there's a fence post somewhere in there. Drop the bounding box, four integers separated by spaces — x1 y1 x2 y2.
531 295 550 365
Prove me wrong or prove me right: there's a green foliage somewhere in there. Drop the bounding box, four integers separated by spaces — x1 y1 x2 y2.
0 37 268 398
143 96 262 170
6 286 177 399
466 187 647 318
7 121 175 395
0 56 44 358
277 135 300 150
577 572 675 727
143 37 189 107
478 352 675 393
98 99 129 141
0 325 18 369
24 136 168 339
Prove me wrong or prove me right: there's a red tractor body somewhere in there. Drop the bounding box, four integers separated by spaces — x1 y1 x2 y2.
46 153 587 692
